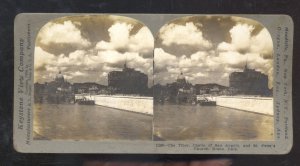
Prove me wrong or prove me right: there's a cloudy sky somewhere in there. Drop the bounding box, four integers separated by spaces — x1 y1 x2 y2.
154 16 273 88
34 15 154 86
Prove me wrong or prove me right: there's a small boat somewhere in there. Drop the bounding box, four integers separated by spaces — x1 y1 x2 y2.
76 97 95 105
198 96 216 106
199 100 216 106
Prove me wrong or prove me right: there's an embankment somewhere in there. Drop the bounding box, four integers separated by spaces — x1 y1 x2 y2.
216 96 273 115
75 94 153 115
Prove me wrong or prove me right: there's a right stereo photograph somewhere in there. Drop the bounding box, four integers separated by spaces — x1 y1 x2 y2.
153 16 274 141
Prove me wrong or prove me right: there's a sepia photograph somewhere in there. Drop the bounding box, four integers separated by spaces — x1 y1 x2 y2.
33 15 154 140
14 13 293 153
153 16 274 141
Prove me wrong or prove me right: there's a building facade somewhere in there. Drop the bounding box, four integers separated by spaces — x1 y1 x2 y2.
34 71 74 103
154 72 196 104
229 64 271 96
174 72 195 103
108 63 148 95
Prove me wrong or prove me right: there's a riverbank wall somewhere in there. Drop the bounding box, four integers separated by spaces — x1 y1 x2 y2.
75 94 153 115
215 96 273 115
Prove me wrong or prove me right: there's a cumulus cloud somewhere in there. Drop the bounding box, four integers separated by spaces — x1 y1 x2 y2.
57 50 86 66
34 47 56 82
154 48 214 85
34 47 56 71
217 24 253 52
96 50 126 64
96 23 132 51
178 51 208 69
192 72 208 78
153 16 274 89
217 24 273 57
35 16 154 86
96 50 150 73
38 21 91 48
154 48 177 73
218 51 246 67
35 47 153 85
128 27 155 54
71 71 86 77
159 22 212 49
96 23 154 55
215 24 273 87
34 48 93 83
155 22 273 88
230 24 254 52
250 28 273 59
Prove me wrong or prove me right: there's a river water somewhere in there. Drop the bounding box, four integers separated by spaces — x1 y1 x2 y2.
33 103 274 141
153 103 274 141
33 103 152 140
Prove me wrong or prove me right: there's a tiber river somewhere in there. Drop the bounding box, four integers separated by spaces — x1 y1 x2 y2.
153 103 274 141
33 103 274 141
33 103 153 140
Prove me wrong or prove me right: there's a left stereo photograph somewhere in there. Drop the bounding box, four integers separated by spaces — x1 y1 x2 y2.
33 15 154 141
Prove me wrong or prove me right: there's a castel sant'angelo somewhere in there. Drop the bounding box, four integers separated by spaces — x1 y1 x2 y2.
107 62 148 95
229 63 271 96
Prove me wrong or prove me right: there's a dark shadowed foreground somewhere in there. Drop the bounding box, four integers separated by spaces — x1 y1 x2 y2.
83 159 233 166
34 103 152 140
154 104 274 141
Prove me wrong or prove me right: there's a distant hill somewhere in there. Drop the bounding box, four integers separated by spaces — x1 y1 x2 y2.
73 82 106 88
194 83 228 90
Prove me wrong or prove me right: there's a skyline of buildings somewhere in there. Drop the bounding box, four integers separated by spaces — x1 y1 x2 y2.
153 63 271 104
34 62 272 94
